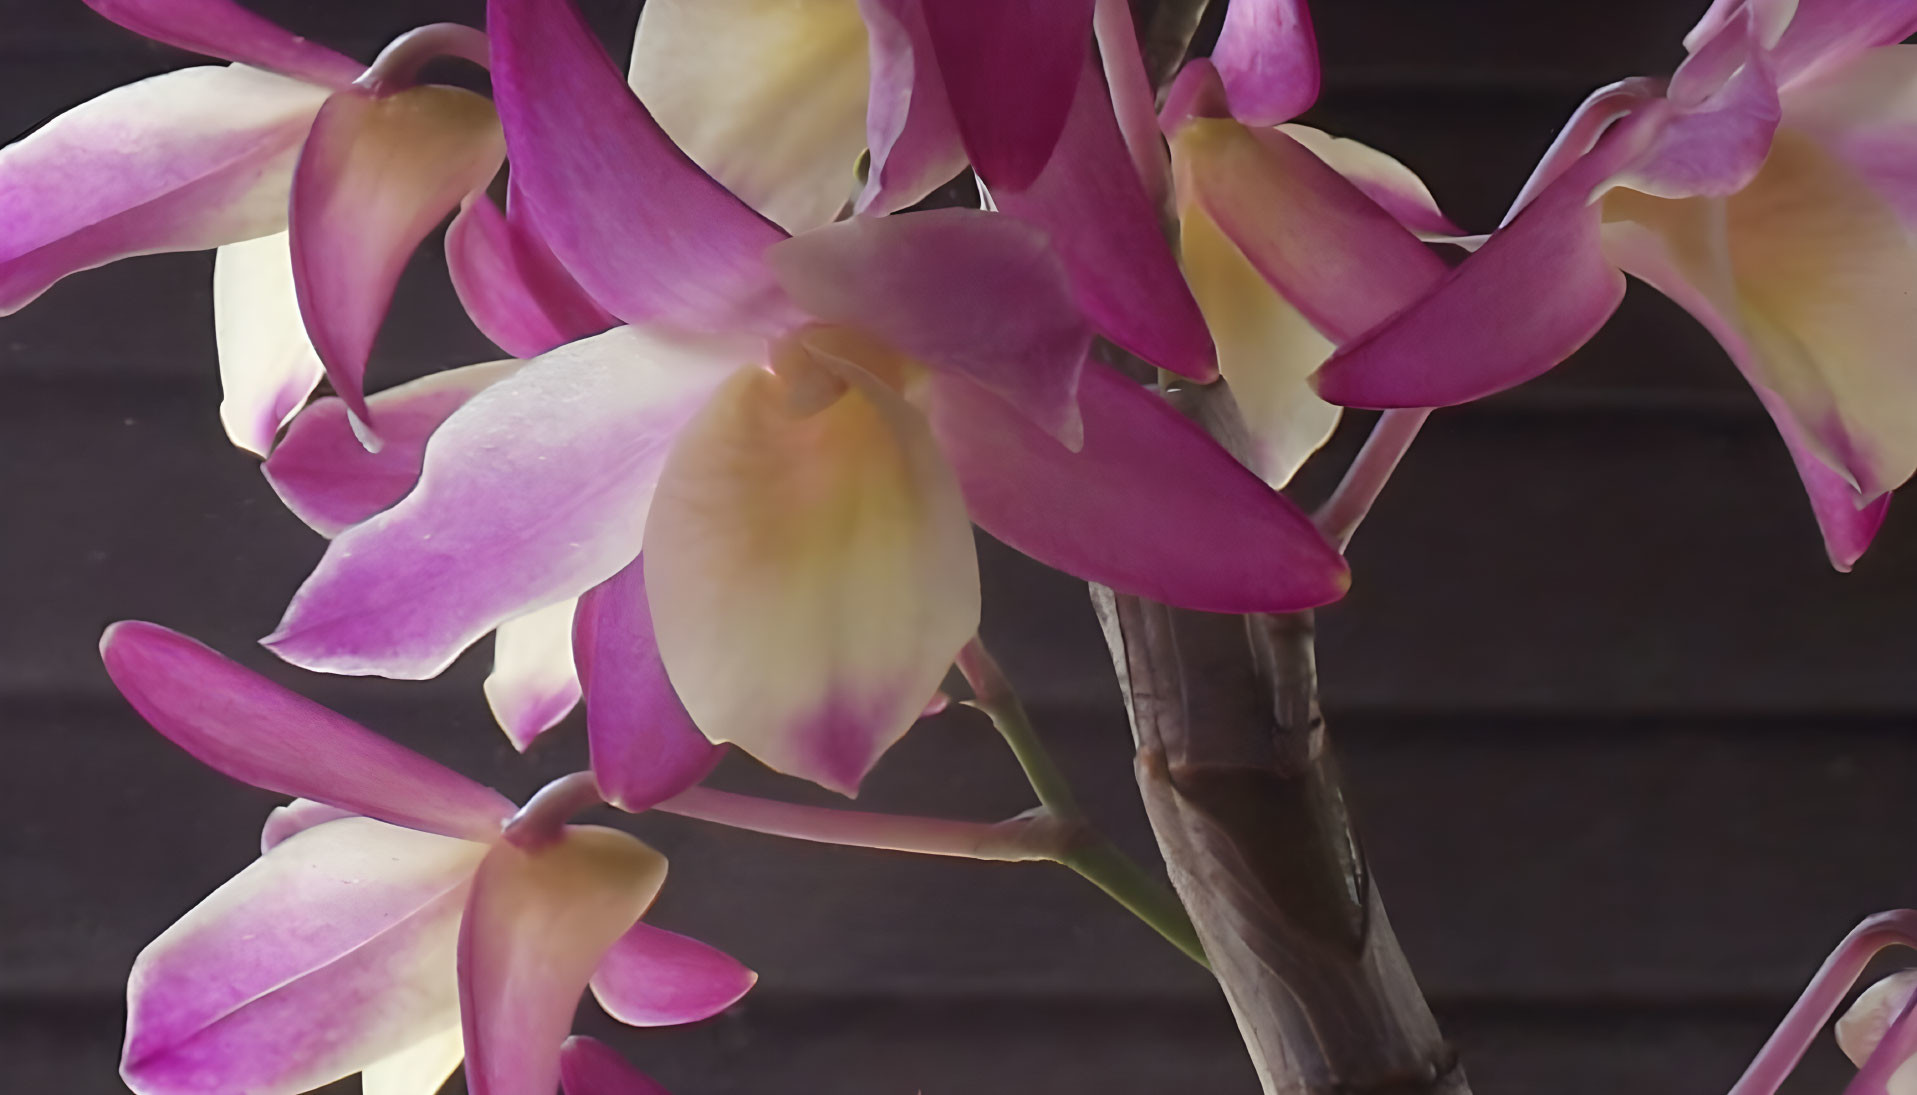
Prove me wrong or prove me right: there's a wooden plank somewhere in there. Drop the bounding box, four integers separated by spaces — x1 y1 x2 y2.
9 694 1917 1004
0 996 1864 1095
6 383 1914 710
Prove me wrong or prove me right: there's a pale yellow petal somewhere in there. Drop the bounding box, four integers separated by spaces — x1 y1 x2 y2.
629 0 870 232
1178 194 1340 488
361 1024 465 1095
215 230 324 457
644 346 979 795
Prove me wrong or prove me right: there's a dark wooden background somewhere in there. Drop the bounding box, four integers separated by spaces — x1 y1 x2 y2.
7 1 1917 1092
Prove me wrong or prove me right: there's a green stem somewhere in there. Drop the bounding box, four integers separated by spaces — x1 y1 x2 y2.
957 637 1210 968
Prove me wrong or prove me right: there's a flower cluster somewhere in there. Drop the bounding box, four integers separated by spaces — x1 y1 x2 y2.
11 0 1917 1091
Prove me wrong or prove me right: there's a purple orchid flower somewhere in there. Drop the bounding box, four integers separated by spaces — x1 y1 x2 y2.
1312 0 1917 571
1149 5 1464 488
1 0 507 453
250 0 1350 799
559 1037 675 1095
102 620 754 1095
621 0 1218 381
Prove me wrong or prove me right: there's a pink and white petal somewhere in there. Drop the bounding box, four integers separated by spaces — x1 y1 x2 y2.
260 798 356 852
1774 395 1894 571
1779 45 1917 229
214 230 324 457
644 359 979 796
265 326 751 680
918 0 1096 190
1764 0 1917 89
485 598 582 752
458 828 668 1095
855 0 968 215
572 557 723 813
926 365 1349 612
361 1025 467 1095
1311 121 1646 409
1618 12 1781 199
290 85 504 430
1174 119 1449 348
123 818 481 1095
488 0 792 331
590 922 756 1027
0 64 327 315
1180 196 1341 487
766 208 1090 444
445 192 617 359
102 621 514 839
264 360 516 537
630 0 870 233
1608 130 1917 501
561 1037 673 1095
1685 0 1799 54
1278 124 1461 237
995 59 1217 380
82 0 362 88
1211 0 1319 125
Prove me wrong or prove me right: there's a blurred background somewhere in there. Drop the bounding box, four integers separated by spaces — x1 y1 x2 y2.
6 1 1917 1092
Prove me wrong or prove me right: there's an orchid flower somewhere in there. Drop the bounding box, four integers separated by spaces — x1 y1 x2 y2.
1 0 506 454
253 0 1349 799
622 0 1217 381
101 620 755 1095
1145 2 1462 489
1312 0 1917 570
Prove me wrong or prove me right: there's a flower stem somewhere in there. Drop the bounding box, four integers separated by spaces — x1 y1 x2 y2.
1315 408 1429 551
652 785 1068 862
355 22 492 97
1729 910 1917 1095
957 637 1209 967
501 770 603 850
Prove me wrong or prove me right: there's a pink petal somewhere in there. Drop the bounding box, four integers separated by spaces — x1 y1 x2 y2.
1780 409 1894 572
102 621 515 840
259 798 355 852
1311 116 1650 408
1765 0 1917 88
926 365 1350 612
1505 78 1660 220
484 598 582 751
0 65 327 315
589 922 756 1027
264 359 518 537
458 829 667 1095
1091 0 1171 207
766 209 1090 444
265 326 747 680
290 85 504 430
918 0 1096 190
1211 0 1319 125
82 0 362 88
123 818 481 1095
644 354 979 796
855 0 968 215
1174 120 1450 347
560 1038 673 1095
572 557 723 813
1619 10 1782 199
994 57 1218 380
214 231 325 457
486 0 792 330
445 191 617 359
